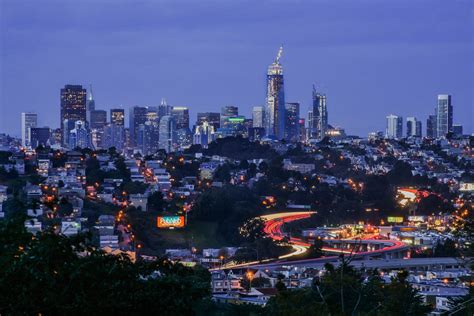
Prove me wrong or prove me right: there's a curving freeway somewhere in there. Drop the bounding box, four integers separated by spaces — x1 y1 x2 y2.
217 211 410 270
254 211 410 269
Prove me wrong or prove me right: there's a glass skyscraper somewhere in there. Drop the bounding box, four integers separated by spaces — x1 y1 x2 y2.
60 85 87 145
265 46 285 139
159 115 176 153
197 112 220 130
436 94 453 138
311 86 328 140
252 106 265 128
171 106 190 130
284 102 299 141
386 114 403 139
427 115 437 139
21 112 37 147
110 109 125 126
129 106 148 146
220 106 239 128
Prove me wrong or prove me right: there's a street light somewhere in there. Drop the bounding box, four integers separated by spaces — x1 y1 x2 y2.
246 271 254 291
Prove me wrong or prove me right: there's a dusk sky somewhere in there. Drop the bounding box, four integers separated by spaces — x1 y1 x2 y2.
1 0 472 137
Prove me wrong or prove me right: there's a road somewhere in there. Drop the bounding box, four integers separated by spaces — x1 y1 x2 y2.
219 211 410 270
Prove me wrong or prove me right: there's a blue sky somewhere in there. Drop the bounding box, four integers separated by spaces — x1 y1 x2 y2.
1 0 472 137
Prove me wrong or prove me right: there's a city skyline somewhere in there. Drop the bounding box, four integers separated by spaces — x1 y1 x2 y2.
1 0 472 137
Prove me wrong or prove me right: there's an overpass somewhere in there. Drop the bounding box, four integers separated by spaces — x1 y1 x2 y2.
262 211 410 260
251 257 469 271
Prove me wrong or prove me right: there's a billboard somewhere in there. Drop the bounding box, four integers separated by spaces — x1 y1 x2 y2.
387 216 404 223
157 216 185 228
408 216 426 222
459 182 474 192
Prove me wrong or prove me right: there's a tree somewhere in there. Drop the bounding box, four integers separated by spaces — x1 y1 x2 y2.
239 217 266 242
147 191 165 213
266 262 431 316
0 217 212 315
381 271 432 315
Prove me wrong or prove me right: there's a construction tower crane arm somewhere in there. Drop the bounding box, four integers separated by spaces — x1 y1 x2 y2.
275 45 283 64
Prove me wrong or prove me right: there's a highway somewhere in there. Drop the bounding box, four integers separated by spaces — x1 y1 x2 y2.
254 211 409 269
218 211 411 270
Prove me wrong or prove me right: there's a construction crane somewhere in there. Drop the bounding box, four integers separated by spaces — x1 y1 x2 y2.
275 45 283 64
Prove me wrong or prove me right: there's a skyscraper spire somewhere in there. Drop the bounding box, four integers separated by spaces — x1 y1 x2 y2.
88 84 94 101
86 84 95 113
275 45 283 64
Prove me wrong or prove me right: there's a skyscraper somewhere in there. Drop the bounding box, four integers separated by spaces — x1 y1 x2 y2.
416 121 422 138
386 114 403 139
284 102 299 141
110 109 125 126
103 124 125 151
311 86 328 140
90 110 107 129
158 98 172 117
68 121 89 149
60 85 87 145
137 121 159 155
129 106 148 147
406 117 421 138
252 106 265 128
21 112 37 147
86 85 95 124
452 124 463 137
265 46 285 139
427 115 437 139
220 106 238 128
29 127 50 148
193 121 215 148
436 94 453 138
197 112 220 130
159 115 176 153
171 106 190 130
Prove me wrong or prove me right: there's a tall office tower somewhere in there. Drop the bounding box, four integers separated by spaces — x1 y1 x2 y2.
103 124 125 151
146 108 159 124
385 114 403 139
29 127 50 148
265 46 285 139
158 98 173 117
90 129 103 149
68 121 89 148
110 109 125 126
137 122 159 155
21 112 37 147
426 115 437 139
220 106 239 128
252 106 265 128
51 129 62 146
159 115 176 153
311 86 328 140
406 117 421 137
298 118 306 142
90 110 107 129
452 124 463 137
60 85 87 145
175 128 192 149
129 106 148 146
415 121 422 138
196 112 220 130
86 85 95 124
307 110 314 134
436 94 453 138
171 106 190 130
284 102 299 141
193 121 215 148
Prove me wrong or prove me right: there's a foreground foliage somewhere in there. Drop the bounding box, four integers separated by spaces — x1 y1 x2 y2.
0 216 211 315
